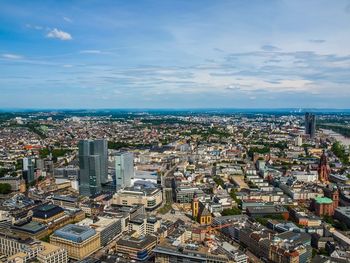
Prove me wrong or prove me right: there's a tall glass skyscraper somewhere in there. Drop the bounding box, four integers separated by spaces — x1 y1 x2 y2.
78 139 108 196
23 157 35 184
114 152 134 190
305 113 316 139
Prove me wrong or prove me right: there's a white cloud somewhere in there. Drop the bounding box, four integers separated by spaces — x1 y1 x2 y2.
80 50 102 54
2 53 23 59
46 28 72 41
63 16 72 23
25 24 43 30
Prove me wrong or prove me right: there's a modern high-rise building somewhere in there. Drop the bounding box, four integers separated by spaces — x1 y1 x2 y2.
305 112 316 139
93 139 108 184
78 139 108 196
114 152 134 190
23 157 35 184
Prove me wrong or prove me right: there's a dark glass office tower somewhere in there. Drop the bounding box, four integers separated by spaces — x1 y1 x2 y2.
78 139 108 196
305 112 316 139
93 139 108 184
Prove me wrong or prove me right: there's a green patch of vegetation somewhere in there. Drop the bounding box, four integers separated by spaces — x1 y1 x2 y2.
222 207 242 216
158 202 172 215
229 189 242 206
255 214 286 226
247 181 259 189
39 148 72 159
248 146 270 158
323 215 348 231
331 141 349 165
0 168 12 177
40 235 51 243
213 177 224 187
0 183 11 194
108 141 153 150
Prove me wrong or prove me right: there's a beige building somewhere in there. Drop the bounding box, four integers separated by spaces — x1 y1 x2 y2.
36 242 68 263
0 232 66 263
8 242 68 263
50 224 100 260
112 187 162 211
116 234 157 261
0 176 25 192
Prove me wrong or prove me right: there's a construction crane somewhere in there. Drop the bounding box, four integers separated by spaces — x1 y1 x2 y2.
204 222 235 234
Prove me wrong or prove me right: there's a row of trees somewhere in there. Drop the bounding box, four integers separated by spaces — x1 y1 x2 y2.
331 141 349 165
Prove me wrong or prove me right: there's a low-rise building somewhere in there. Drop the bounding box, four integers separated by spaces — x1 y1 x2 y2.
11 220 48 239
0 232 67 263
32 204 65 224
311 197 336 217
246 205 289 219
112 186 162 211
116 234 157 261
0 176 26 192
334 206 350 229
50 224 100 260
36 242 68 263
175 187 205 203
154 242 235 263
77 217 122 246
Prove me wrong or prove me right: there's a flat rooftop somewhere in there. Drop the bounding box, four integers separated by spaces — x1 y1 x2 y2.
116 234 157 249
11 221 47 234
53 224 96 243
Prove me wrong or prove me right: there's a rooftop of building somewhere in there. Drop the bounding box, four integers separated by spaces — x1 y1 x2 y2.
77 216 120 231
52 195 78 202
53 224 97 243
116 234 157 249
75 258 101 263
33 204 64 219
275 231 311 244
130 214 146 225
246 205 287 214
0 230 39 244
314 196 333 204
154 239 230 261
118 186 160 196
39 241 64 256
335 206 350 216
11 221 47 234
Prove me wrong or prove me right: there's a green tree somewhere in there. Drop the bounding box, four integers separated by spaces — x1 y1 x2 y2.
0 183 12 194
222 207 242 216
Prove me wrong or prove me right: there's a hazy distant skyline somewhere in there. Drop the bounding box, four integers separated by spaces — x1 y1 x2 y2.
1 0 350 109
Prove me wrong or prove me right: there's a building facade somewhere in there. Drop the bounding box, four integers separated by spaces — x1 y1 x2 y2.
114 152 134 190
50 224 100 260
112 186 163 211
305 112 316 139
78 139 108 196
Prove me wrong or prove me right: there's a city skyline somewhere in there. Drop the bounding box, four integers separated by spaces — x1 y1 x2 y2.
1 0 350 108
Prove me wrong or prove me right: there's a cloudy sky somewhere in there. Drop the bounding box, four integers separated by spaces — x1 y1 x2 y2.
1 0 350 109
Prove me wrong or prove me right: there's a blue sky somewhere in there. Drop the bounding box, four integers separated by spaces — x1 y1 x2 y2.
1 0 350 109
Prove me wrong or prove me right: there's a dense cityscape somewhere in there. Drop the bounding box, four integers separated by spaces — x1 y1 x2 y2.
0 110 349 262
2 0 350 262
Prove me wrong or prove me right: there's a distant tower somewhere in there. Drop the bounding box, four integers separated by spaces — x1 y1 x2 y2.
318 150 330 182
192 193 199 219
305 113 316 139
331 188 339 210
324 185 339 210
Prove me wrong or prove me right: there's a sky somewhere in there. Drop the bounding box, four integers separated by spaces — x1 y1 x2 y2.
1 0 350 109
